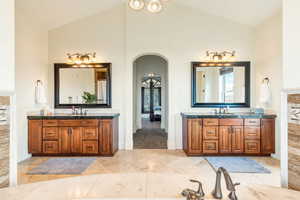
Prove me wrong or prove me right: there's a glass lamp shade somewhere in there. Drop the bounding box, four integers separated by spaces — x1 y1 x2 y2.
129 0 145 11
147 0 163 13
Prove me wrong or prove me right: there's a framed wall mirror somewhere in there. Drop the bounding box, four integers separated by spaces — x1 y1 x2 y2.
54 63 111 108
191 61 250 108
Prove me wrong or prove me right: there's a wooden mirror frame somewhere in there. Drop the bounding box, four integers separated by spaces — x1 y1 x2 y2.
191 61 251 108
54 63 112 109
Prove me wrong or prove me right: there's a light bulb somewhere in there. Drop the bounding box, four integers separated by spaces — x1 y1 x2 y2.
129 0 145 11
147 0 163 13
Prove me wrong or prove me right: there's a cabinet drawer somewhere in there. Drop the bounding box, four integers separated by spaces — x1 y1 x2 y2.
58 120 81 127
81 120 98 127
83 127 98 140
203 140 219 154
43 127 59 140
244 126 260 140
220 119 243 126
203 119 219 126
43 141 59 154
203 126 219 140
245 140 261 154
245 119 260 126
82 141 99 154
43 120 58 127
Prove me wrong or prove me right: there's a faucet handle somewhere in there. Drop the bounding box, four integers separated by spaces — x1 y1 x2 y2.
234 183 240 187
189 179 205 197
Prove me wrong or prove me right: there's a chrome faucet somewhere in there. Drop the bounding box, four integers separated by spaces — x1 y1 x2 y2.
182 179 205 200
212 167 240 200
214 106 230 114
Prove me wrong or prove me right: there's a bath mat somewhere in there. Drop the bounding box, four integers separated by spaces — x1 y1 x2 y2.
205 157 271 174
28 158 96 175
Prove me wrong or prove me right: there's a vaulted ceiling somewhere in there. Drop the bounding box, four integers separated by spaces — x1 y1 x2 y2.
16 0 282 30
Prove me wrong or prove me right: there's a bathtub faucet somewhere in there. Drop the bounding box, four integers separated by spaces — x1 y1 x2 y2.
212 167 240 200
181 179 205 200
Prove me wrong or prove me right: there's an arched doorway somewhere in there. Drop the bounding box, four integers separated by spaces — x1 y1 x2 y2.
132 54 168 149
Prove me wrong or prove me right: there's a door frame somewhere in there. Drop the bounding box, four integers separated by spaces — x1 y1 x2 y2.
131 53 170 149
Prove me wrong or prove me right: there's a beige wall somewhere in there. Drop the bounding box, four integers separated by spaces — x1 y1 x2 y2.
16 8 49 162
47 3 255 151
283 0 300 89
0 0 15 92
254 12 282 159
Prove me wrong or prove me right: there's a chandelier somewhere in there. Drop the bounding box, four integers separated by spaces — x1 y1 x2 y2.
205 51 236 62
128 0 169 13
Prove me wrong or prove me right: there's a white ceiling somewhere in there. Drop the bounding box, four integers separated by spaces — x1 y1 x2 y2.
16 0 282 30
176 0 282 26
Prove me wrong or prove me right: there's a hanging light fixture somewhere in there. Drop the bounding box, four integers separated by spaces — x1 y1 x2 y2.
128 0 145 11
147 0 163 13
128 0 167 13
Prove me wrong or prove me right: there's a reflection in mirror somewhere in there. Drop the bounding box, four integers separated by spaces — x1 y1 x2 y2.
55 63 111 108
195 66 245 103
59 68 108 104
192 61 250 108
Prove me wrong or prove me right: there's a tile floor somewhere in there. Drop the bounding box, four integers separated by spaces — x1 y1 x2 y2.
18 150 281 188
2 150 297 200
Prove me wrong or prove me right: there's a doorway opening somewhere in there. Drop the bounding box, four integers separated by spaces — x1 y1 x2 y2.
132 54 168 149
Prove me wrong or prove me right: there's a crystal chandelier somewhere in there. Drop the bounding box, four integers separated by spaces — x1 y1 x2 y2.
128 0 168 13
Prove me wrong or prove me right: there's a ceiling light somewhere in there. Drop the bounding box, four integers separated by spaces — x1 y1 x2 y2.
147 0 163 13
128 0 145 11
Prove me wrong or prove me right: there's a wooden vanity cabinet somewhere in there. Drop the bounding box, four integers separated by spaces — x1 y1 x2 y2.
182 117 275 156
28 118 119 156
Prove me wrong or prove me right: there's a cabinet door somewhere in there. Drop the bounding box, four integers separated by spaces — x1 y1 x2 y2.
70 127 82 153
231 126 244 153
100 120 112 155
203 140 218 154
245 140 260 154
43 141 59 154
82 127 98 140
261 119 275 154
219 126 231 153
28 120 43 154
244 126 260 140
83 141 99 154
59 127 71 153
43 127 59 140
203 126 219 140
188 119 203 154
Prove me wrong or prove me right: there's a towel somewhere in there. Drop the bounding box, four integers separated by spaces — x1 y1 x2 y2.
35 81 47 105
259 82 271 105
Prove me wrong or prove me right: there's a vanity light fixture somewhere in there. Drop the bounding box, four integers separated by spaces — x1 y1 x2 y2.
67 52 96 65
128 0 167 13
205 51 236 62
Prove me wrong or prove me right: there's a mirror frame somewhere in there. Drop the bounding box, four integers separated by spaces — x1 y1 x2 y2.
191 61 251 108
54 63 112 109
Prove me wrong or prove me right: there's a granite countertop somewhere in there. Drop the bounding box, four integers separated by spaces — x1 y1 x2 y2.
27 113 120 120
181 112 277 119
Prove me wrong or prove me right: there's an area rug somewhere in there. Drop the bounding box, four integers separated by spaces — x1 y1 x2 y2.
205 157 271 174
27 158 96 175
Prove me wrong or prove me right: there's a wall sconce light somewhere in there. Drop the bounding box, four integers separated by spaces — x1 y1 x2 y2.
67 52 96 65
205 51 236 62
